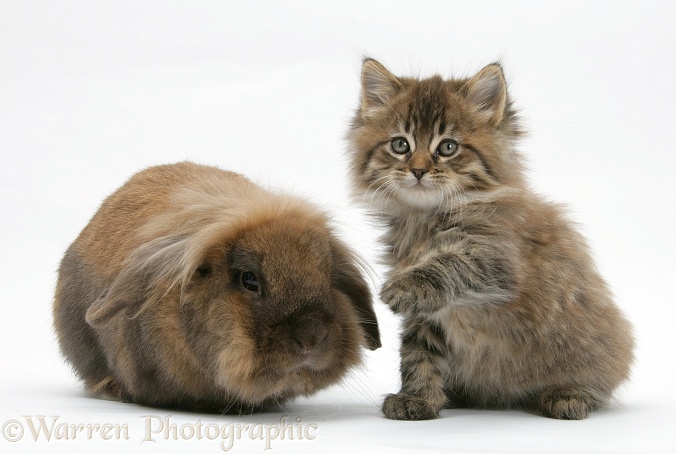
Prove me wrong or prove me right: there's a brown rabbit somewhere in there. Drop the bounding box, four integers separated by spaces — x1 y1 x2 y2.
53 161 380 413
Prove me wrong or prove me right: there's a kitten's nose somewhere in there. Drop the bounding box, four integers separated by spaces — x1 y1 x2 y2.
411 168 429 181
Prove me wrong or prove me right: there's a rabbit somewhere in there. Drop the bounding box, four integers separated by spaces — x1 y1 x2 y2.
53 161 381 413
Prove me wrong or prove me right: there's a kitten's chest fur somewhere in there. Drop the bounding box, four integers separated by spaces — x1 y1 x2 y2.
383 212 445 268
382 201 508 270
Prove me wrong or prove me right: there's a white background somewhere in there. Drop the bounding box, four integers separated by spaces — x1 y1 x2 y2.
1 1 675 452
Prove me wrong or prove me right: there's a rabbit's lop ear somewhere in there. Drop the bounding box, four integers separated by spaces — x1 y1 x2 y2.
331 241 381 350
86 277 145 326
86 236 187 326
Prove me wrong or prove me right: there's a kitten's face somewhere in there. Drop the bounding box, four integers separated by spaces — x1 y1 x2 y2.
349 59 523 212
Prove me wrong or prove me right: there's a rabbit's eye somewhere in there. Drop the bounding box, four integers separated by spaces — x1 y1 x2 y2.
196 264 212 278
240 271 259 293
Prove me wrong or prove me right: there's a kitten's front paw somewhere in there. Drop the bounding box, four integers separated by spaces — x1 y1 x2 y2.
380 279 409 313
380 271 445 314
382 393 439 420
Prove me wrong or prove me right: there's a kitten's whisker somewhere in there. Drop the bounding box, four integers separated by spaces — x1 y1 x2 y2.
365 174 393 195
378 181 399 214
364 175 397 213
374 180 399 214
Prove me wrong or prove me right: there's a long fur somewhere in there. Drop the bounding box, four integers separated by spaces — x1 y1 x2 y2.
54 161 381 413
347 58 634 420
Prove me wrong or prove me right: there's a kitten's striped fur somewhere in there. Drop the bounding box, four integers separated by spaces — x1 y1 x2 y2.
348 59 634 420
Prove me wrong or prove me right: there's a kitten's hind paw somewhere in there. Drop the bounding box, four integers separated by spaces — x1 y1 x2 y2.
538 387 600 420
382 393 439 420
87 376 132 403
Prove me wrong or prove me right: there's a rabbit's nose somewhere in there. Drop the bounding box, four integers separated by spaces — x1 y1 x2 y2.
291 319 328 354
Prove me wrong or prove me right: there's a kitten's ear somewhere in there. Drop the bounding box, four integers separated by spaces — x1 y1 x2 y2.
463 63 508 125
360 58 402 113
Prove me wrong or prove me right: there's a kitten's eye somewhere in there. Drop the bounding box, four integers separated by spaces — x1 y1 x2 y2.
391 137 410 154
240 271 260 293
436 140 460 157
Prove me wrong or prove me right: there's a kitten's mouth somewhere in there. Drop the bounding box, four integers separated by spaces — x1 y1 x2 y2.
407 179 433 190
393 179 446 209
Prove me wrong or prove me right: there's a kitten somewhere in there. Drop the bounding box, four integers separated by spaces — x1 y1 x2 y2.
347 58 634 420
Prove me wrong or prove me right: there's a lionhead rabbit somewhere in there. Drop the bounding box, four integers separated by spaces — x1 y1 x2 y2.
54 161 381 413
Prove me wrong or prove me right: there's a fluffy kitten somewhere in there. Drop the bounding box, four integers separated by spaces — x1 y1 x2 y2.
347 58 634 420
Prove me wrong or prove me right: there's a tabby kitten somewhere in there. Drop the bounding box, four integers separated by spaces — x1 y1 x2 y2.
348 58 634 420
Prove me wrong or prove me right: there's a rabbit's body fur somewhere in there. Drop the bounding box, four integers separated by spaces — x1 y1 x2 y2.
54 161 380 413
